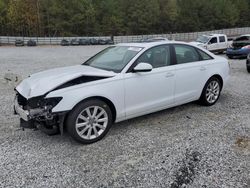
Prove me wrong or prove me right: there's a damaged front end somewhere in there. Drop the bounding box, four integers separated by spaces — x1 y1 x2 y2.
14 92 66 135
13 65 116 136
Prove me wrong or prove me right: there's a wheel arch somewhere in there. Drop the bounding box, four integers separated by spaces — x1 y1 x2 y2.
69 96 117 123
210 74 224 89
199 74 224 100
198 74 224 106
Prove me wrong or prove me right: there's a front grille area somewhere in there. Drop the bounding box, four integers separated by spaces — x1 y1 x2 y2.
16 91 45 110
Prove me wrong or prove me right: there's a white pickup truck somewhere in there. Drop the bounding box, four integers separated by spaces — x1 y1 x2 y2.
190 34 232 53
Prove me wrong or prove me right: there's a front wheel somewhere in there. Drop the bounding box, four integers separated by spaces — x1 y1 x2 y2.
66 99 113 144
199 77 222 106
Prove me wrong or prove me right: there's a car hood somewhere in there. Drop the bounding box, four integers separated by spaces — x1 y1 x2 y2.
16 65 116 99
189 42 206 47
232 41 250 48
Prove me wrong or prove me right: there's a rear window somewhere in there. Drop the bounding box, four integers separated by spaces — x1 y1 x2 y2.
219 36 226 43
197 49 213 60
174 45 200 64
235 36 249 41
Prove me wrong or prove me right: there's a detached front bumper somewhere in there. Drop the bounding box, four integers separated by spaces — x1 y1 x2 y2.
14 94 67 135
14 98 36 129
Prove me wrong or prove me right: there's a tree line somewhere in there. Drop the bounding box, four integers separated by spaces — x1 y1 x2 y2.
0 0 249 37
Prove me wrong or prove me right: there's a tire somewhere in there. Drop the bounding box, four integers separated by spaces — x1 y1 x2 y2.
199 77 222 106
247 61 250 73
66 99 113 144
247 66 250 73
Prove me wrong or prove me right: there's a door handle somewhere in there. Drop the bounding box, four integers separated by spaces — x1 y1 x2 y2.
200 66 206 71
165 72 175 78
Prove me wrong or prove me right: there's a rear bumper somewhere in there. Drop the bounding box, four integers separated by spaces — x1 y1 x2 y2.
226 48 250 58
15 43 24 46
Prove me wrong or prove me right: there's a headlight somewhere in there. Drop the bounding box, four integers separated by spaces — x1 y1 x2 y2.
27 96 62 109
43 97 63 110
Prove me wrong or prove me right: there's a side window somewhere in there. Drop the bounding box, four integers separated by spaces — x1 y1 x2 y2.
197 49 213 60
136 45 171 68
219 36 225 43
174 45 200 64
209 37 218 44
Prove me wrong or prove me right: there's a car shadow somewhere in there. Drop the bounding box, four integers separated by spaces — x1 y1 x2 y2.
14 95 231 147
111 101 201 130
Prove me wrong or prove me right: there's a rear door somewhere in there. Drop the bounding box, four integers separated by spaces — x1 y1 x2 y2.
173 44 212 105
219 35 227 50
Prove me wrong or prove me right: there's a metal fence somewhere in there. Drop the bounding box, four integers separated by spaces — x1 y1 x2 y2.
0 36 111 45
113 27 250 43
1 27 250 45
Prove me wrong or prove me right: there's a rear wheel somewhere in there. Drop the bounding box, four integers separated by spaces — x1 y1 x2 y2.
199 77 222 106
247 63 250 73
218 50 224 54
66 99 113 144
247 67 250 73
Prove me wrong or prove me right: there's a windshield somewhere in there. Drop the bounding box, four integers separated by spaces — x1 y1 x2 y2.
84 46 143 73
196 35 210 44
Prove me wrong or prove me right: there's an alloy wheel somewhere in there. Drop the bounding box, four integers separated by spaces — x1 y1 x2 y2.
75 106 108 140
205 80 220 104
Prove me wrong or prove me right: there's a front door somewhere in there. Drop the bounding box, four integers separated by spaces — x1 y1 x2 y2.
124 45 175 118
207 37 219 51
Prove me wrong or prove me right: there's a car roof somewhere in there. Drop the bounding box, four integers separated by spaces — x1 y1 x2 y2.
240 34 250 37
116 40 188 48
203 34 226 37
150 37 168 40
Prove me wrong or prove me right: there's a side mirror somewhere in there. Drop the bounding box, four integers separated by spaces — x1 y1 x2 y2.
133 63 153 72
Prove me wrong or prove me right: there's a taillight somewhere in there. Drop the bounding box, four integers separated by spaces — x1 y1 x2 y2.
242 45 250 49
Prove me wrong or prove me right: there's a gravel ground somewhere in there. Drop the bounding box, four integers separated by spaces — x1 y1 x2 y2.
0 46 249 188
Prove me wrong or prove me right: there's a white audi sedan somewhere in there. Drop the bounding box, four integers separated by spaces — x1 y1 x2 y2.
14 41 230 144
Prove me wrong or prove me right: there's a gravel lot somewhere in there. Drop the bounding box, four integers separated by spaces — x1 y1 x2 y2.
0 46 249 188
